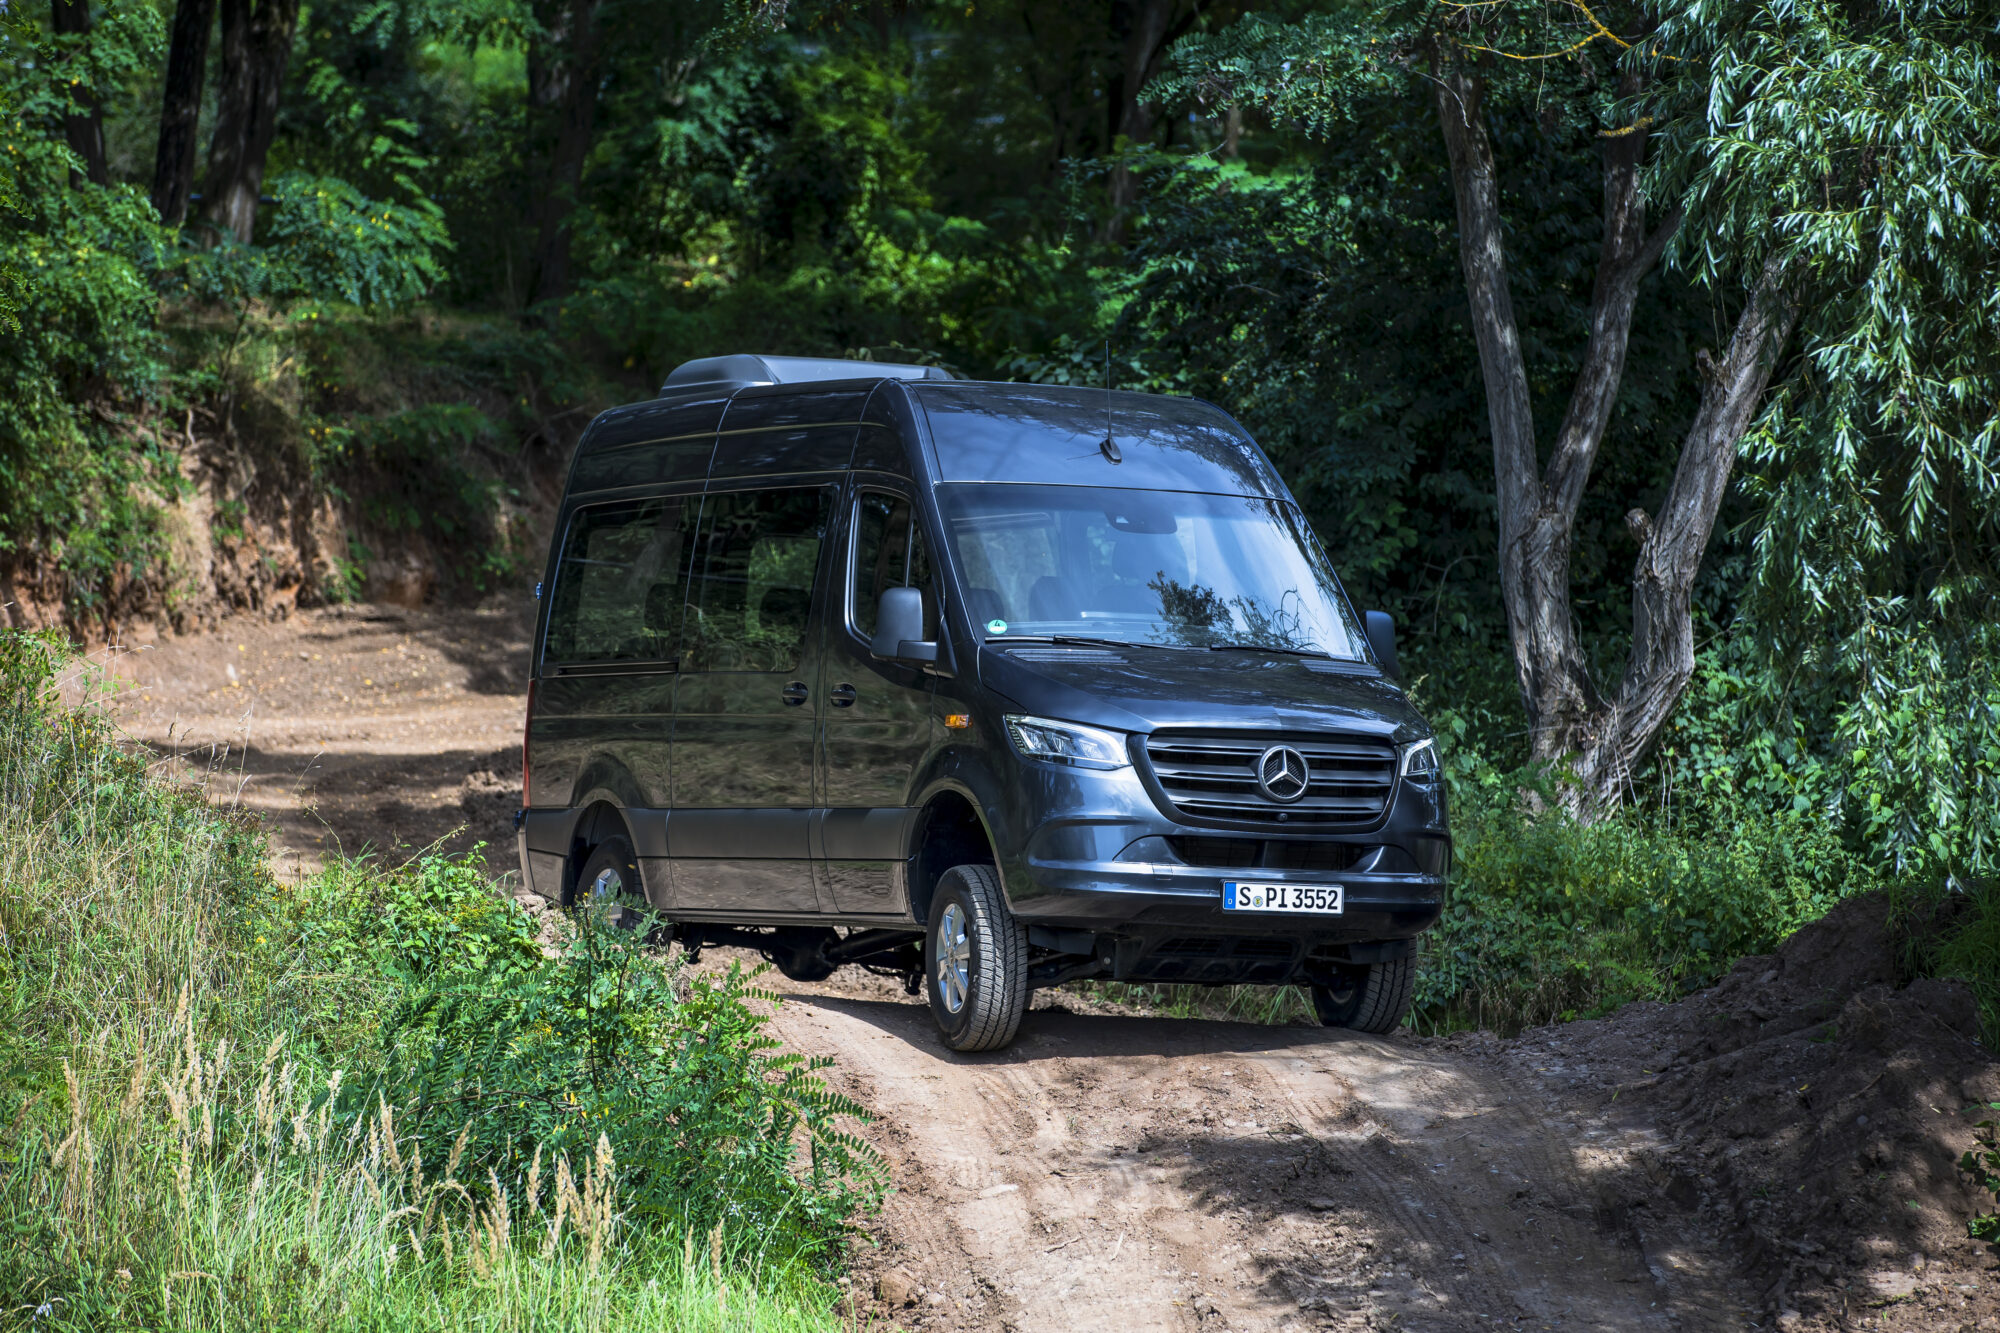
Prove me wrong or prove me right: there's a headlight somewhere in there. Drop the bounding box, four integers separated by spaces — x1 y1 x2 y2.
1002 715 1130 770
1397 736 1439 780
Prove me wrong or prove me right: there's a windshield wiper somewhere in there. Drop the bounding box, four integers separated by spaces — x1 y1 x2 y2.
989 635 1193 652
1207 643 1336 659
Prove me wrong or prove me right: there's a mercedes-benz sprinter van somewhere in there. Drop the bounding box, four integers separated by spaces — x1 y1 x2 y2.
516 354 1449 1051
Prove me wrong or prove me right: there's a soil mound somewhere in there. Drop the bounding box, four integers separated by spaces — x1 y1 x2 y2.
1533 892 2000 1330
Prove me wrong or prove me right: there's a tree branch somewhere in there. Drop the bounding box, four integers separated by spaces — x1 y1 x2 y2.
1585 255 1801 805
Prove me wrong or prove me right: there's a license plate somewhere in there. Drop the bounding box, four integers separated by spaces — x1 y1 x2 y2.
1222 882 1344 914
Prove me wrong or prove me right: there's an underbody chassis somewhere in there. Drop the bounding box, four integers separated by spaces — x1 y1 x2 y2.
671 922 1419 993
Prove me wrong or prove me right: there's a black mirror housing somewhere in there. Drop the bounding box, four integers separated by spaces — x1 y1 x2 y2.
872 587 937 662
1365 610 1400 680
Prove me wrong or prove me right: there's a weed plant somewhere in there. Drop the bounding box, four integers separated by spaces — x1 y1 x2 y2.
0 631 874 1330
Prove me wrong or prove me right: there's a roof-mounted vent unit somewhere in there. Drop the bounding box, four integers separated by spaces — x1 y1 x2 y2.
660 354 957 395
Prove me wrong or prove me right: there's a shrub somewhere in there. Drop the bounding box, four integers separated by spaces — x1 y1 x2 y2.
1410 734 1884 1032
283 846 543 984
375 914 882 1268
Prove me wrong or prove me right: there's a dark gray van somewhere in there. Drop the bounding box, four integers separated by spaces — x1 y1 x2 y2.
517 354 1449 1051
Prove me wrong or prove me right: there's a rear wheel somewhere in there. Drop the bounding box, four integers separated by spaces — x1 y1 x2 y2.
574 837 652 934
1312 949 1417 1034
925 864 1028 1052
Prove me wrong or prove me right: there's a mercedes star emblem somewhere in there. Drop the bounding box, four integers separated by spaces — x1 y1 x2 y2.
1257 744 1310 803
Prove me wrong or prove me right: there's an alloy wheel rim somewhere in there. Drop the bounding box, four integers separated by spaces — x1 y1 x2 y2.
936 902 971 1014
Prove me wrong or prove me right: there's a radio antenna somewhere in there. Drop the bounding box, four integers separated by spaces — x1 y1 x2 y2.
1099 338 1121 464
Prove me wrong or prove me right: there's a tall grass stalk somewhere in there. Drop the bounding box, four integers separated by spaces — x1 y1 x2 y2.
5 999 842 1330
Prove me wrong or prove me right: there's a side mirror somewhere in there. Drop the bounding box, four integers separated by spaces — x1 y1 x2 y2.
872 587 938 663
1364 610 1400 680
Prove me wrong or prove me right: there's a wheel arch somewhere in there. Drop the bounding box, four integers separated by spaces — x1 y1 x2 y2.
564 798 635 906
906 783 998 927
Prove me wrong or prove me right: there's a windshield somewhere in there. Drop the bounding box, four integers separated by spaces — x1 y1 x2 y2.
936 484 1369 659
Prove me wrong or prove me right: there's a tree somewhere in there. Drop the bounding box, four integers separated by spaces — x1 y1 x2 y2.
1424 10 1799 810
49 0 108 186
1652 0 2000 870
200 0 303 243
151 0 216 226
1165 3 1799 812
523 0 606 308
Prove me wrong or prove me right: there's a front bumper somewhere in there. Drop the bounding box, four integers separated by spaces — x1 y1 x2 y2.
1014 856 1445 941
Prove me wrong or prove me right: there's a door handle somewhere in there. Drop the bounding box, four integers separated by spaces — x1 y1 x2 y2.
830 682 857 708
781 681 809 706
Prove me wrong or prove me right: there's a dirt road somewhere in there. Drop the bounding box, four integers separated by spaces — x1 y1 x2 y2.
102 603 1765 1332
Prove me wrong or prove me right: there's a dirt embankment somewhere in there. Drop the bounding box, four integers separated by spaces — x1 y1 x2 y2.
1493 894 2000 1332
99 605 2000 1332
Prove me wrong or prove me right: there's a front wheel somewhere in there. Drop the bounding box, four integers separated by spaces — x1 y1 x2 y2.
1312 949 1417 1034
925 864 1028 1052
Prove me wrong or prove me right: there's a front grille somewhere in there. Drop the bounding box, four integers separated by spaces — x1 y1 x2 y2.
1144 731 1397 828
1166 836 1367 872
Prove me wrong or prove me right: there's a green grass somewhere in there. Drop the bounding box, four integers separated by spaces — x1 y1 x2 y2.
0 631 872 1332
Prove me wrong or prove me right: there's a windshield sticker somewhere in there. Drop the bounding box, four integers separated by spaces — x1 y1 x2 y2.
986 619 1008 634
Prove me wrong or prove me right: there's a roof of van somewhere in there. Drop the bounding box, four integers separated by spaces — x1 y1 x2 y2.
570 367 1287 502
661 354 955 393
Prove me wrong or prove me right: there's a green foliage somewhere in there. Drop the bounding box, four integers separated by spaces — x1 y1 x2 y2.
0 15 181 612
0 630 871 1324
172 173 450 314
380 934 884 1264
286 846 544 982
1961 1105 2000 1250
1413 723 1883 1031
312 401 529 593
1 11 451 621
1650 0 2000 878
1909 874 2000 1051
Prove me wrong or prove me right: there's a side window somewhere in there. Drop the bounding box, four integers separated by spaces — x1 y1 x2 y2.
851 491 938 642
682 487 833 672
544 496 695 666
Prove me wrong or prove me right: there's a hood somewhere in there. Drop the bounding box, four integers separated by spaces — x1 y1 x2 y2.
976 643 1430 742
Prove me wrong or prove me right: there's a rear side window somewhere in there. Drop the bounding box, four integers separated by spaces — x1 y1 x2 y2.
851 491 937 642
544 496 696 666
682 487 833 672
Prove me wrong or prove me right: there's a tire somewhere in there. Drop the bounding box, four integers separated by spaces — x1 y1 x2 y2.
925 864 1028 1052
1311 948 1417 1034
574 837 651 934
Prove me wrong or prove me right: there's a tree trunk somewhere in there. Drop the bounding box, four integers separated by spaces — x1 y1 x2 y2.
199 0 301 244
152 0 217 226
1434 50 1785 813
50 0 108 186
523 0 605 312
1104 0 1195 242
1577 260 1799 808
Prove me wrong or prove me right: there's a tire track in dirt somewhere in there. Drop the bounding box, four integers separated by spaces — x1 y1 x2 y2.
99 605 1763 1332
